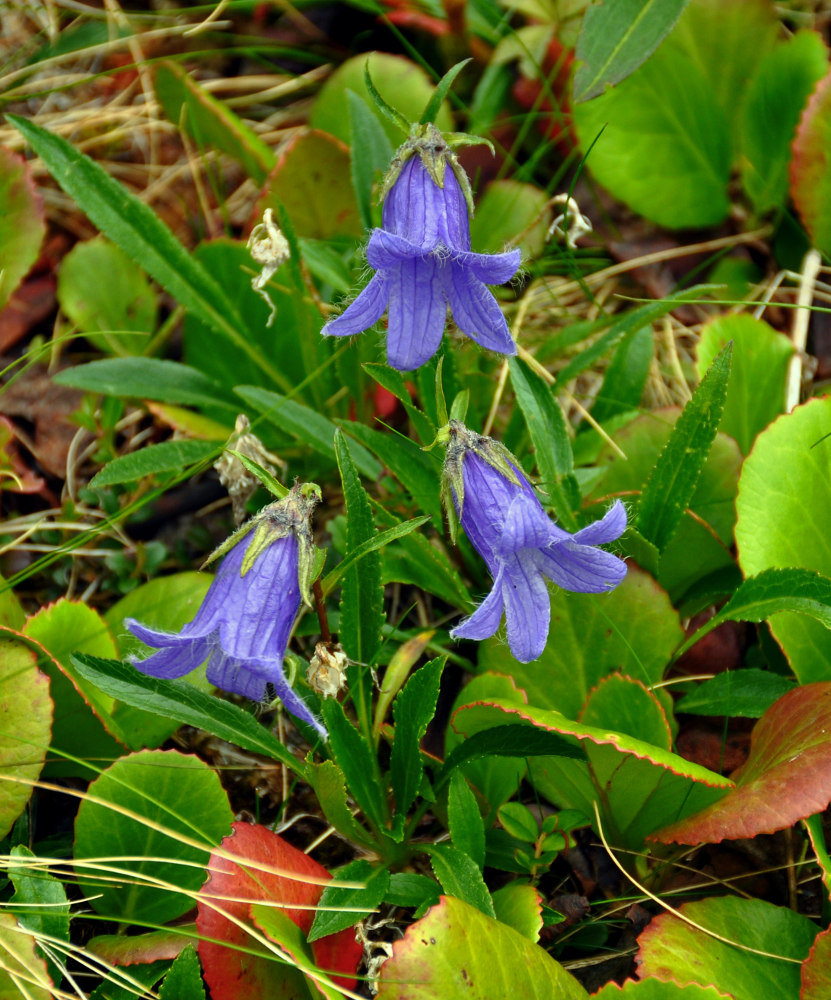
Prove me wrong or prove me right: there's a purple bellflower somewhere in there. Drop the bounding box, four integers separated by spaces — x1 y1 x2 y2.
323 124 522 371
125 485 326 738
443 421 627 663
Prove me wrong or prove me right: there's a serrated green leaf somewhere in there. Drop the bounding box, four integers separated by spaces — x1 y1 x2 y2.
335 429 384 671
9 845 70 988
311 760 377 849
8 115 285 386
438 724 586 791
308 860 389 943
592 325 653 423
391 657 445 815
321 698 388 832
448 771 486 870
343 421 443 523
675 568 831 662
236 385 381 479
90 439 219 487
158 945 205 1000
69 653 308 778
424 843 494 917
637 342 732 551
574 0 689 103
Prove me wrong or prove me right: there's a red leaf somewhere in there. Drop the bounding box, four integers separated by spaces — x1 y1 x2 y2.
802 925 831 999
196 822 361 999
653 683 831 844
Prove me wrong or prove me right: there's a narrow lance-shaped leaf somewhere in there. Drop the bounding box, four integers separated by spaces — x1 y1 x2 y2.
673 567 831 661
7 115 285 388
321 698 388 833
637 342 732 551
391 656 445 816
69 653 308 778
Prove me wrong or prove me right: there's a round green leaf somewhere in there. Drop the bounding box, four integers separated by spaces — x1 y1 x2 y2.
454 700 731 853
695 314 793 455
0 147 45 312
478 566 683 719
0 637 52 839
735 397 831 682
792 68 831 255
310 53 453 149
74 749 233 925
636 896 816 1000
573 38 731 228
580 674 672 751
57 236 158 356
375 895 589 999
259 129 361 240
491 882 543 943
24 599 126 777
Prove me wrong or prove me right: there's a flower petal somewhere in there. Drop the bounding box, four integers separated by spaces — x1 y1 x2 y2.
127 630 213 679
268 673 328 739
386 254 446 370
367 229 425 267
452 248 521 286
570 499 628 546
538 541 628 593
383 157 444 249
444 264 516 356
218 535 300 662
502 553 551 662
323 273 390 338
207 651 270 700
450 567 506 642
497 491 554 556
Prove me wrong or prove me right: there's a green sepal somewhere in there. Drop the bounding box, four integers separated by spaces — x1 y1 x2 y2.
227 449 288 499
364 60 410 135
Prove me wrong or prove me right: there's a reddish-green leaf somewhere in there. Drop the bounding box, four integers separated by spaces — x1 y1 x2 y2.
653 683 831 844
196 822 361 999
792 68 831 254
375 895 589 999
802 925 831 1000
636 896 816 1000
0 634 52 839
0 147 45 312
258 130 361 240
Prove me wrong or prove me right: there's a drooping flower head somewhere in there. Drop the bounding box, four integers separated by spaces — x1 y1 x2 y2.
442 421 627 663
323 123 522 371
125 484 326 738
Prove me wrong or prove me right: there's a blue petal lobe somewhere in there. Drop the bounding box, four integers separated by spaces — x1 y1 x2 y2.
386 255 446 370
367 229 424 267
452 248 521 285
444 264 516 355
538 542 628 593
323 272 390 338
502 552 551 663
497 492 554 556
570 500 628 546
450 567 506 641
128 633 212 679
